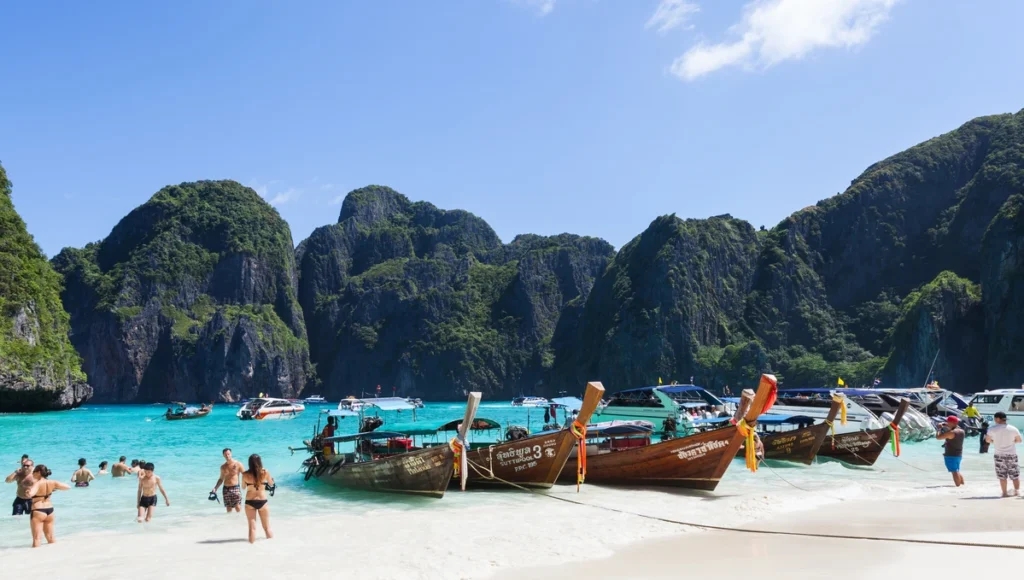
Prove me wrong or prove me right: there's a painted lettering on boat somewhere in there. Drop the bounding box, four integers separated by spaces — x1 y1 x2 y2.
834 437 873 451
495 438 558 469
674 438 729 461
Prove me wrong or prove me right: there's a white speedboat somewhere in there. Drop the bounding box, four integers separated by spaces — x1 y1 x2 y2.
236 398 305 421
303 395 327 405
337 396 365 413
511 396 548 407
968 389 1024 430
770 389 883 434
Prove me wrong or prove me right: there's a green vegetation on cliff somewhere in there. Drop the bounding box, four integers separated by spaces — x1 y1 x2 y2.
52 180 312 403
0 162 89 411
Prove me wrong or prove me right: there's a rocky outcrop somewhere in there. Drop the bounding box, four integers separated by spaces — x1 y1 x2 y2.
982 195 1024 387
881 272 987 392
52 181 311 403
0 163 91 411
297 186 613 399
551 214 761 390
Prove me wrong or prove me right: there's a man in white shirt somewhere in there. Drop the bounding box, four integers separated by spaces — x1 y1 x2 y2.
984 411 1022 497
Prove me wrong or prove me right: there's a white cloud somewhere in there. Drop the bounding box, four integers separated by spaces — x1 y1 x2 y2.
670 0 899 81
510 0 555 17
269 187 301 206
646 0 700 34
320 183 335 191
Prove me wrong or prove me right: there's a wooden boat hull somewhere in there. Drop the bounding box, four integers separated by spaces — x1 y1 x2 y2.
750 422 831 465
816 428 890 466
557 427 742 491
464 430 575 489
314 445 455 498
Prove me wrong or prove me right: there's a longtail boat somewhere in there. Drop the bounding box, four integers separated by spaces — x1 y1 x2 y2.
299 392 482 497
740 399 842 465
816 398 910 466
165 403 213 421
557 374 779 491
461 382 605 489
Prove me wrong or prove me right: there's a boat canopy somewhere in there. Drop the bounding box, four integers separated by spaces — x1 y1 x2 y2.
324 431 410 443
586 421 655 437
385 417 501 436
360 397 417 411
659 386 708 394
551 396 583 411
758 414 815 425
780 388 877 396
326 409 359 417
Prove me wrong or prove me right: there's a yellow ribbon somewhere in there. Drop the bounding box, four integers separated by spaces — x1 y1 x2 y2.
570 420 587 492
449 437 466 487
737 418 758 472
833 394 847 426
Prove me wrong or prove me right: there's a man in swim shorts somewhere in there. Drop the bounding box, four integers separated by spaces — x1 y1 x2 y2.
211 448 245 513
936 415 965 486
985 412 1022 497
136 463 169 522
5 456 35 516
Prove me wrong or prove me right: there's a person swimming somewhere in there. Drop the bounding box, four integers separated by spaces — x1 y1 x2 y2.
27 465 70 548
97 461 109 476
5 456 35 516
242 454 275 544
71 458 95 487
136 462 169 522
111 457 131 477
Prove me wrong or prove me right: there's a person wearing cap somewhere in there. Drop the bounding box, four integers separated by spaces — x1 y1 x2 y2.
985 411 1022 497
936 415 966 486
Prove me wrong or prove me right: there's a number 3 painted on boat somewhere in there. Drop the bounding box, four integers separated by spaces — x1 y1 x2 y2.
533 445 542 459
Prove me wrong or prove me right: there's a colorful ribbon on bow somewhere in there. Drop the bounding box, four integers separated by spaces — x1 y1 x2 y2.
737 418 758 472
449 437 468 490
571 420 587 492
888 423 901 457
833 394 847 425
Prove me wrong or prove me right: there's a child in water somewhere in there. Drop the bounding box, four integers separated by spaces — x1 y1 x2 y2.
136 463 169 522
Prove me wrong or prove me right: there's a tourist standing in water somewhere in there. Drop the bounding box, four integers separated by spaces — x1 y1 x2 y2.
27 465 70 547
71 458 95 487
98 461 109 475
112 457 131 477
985 412 1022 497
242 454 274 543
136 462 169 522
211 448 245 513
936 416 965 487
6 456 35 516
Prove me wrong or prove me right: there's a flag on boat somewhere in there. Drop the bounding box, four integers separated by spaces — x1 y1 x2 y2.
658 377 663 385
837 377 845 387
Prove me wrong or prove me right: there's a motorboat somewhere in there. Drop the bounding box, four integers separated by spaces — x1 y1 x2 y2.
770 389 884 434
303 395 328 405
405 397 425 409
592 384 725 431
236 398 305 421
968 389 1024 430
511 396 548 407
337 396 365 413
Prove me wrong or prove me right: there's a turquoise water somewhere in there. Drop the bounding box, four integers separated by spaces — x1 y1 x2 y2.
0 402 565 549
0 402 997 551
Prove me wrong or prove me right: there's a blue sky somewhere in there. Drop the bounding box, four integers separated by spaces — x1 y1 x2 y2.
3 0 1023 257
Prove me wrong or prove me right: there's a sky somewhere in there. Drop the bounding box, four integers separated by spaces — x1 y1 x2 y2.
3 0 1024 257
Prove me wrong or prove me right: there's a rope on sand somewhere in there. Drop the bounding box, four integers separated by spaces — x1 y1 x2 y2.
463 456 1024 552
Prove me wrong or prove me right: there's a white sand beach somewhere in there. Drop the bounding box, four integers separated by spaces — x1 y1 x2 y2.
5 468 1024 580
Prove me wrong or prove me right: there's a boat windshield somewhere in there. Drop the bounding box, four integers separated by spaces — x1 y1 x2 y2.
605 389 665 408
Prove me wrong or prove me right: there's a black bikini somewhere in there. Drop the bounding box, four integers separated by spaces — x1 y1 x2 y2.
244 477 270 510
32 489 54 515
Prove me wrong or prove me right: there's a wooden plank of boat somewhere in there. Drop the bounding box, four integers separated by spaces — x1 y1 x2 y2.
817 398 910 466
463 382 605 489
165 404 213 421
558 374 777 491
755 399 841 465
314 392 482 498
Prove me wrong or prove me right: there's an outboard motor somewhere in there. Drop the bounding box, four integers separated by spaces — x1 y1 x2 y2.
505 426 530 441
360 416 384 433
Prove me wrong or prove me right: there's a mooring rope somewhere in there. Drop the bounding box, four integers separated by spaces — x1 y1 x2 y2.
461 456 1024 552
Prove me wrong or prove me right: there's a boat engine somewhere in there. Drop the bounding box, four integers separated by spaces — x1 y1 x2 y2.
505 426 530 441
360 416 384 433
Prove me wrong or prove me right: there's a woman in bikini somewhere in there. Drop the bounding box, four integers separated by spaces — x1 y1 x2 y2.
27 465 70 548
242 454 275 544
71 458 95 487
